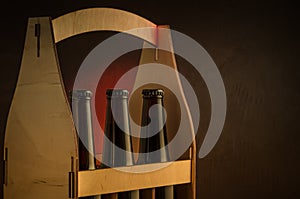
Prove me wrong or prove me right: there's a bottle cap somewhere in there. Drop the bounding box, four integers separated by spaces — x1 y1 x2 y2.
106 89 129 97
69 90 93 100
142 89 164 97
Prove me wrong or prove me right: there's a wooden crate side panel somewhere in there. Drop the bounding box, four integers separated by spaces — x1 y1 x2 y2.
3 17 78 199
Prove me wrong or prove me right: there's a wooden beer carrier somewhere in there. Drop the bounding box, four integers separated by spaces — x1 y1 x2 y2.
3 8 196 199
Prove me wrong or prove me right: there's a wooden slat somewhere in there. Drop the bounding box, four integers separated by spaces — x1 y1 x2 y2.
78 160 191 197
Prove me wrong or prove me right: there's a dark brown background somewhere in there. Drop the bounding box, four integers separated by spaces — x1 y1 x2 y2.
0 0 299 198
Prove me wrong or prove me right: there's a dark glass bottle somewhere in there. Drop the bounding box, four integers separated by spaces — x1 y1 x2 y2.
102 89 138 199
137 89 169 164
69 90 96 170
137 89 173 199
102 89 134 168
69 90 101 199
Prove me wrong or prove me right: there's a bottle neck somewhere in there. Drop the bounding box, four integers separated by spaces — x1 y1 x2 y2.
69 90 96 171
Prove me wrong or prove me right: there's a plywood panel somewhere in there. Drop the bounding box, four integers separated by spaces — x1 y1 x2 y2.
3 17 78 199
78 160 191 197
52 8 157 44
130 26 197 198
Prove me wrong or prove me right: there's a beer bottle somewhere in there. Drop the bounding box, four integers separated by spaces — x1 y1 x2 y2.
138 89 173 199
69 90 101 199
102 89 139 199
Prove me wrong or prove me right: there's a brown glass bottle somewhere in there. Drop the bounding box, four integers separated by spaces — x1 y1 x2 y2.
69 90 101 199
137 89 169 164
102 89 138 199
137 89 173 199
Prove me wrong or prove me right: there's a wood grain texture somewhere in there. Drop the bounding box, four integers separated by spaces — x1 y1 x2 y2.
2 2 298 199
78 160 191 197
3 12 196 199
3 17 78 199
130 26 197 198
52 7 157 44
